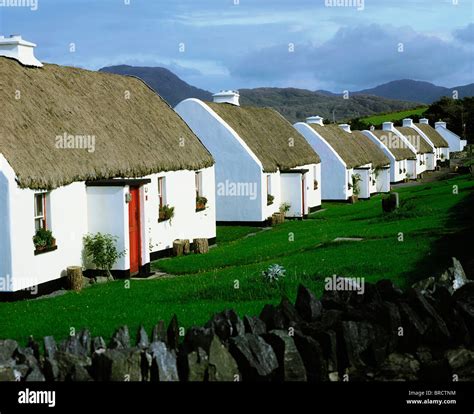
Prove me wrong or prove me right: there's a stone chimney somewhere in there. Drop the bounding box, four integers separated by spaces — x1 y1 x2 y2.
382 122 394 131
403 118 414 127
212 90 240 106
419 118 429 125
0 35 43 67
435 121 447 129
339 124 351 133
306 116 324 126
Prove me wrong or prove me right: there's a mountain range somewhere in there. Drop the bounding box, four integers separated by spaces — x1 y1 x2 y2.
99 65 473 122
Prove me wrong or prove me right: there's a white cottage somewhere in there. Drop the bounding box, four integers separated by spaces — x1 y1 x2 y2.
413 118 450 163
362 128 417 183
175 92 322 224
0 37 216 294
435 121 467 153
382 122 432 177
294 117 390 201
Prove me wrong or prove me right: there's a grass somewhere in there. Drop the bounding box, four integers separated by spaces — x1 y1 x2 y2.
1 175 472 345
360 107 428 126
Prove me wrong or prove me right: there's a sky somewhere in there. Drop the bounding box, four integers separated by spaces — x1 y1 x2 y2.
0 0 473 92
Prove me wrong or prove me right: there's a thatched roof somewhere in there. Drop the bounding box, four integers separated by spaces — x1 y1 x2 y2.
396 127 433 154
415 123 449 148
371 130 417 161
0 57 214 190
206 102 320 172
309 124 389 168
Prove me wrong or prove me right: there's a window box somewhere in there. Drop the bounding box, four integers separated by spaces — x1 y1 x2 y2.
196 196 208 212
159 204 174 223
35 245 58 256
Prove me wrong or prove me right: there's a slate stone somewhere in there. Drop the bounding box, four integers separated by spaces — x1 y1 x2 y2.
152 321 167 344
149 341 179 382
25 366 46 382
293 332 327 382
311 329 338 373
27 337 40 361
376 353 420 381
259 304 286 330
208 336 239 382
92 337 107 353
137 325 149 350
44 336 57 359
229 333 278 381
46 351 92 381
342 321 376 368
109 326 131 350
376 279 404 302
187 347 209 382
445 348 474 380
205 309 245 341
183 326 214 353
295 285 322 322
95 348 142 381
0 339 18 364
243 315 267 336
0 366 16 381
399 302 428 349
167 315 180 350
264 330 307 381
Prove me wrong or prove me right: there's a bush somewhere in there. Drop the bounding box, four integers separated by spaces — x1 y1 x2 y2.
33 228 55 250
83 233 125 278
279 202 291 214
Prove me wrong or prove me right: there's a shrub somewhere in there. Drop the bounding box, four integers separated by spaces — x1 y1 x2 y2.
159 204 175 222
262 264 287 298
279 202 291 214
267 194 275 206
351 174 362 196
83 233 125 278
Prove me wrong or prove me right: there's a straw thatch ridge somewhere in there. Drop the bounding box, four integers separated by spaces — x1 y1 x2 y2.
309 124 389 168
206 102 320 172
0 57 214 190
396 127 433 154
415 123 449 148
371 130 417 161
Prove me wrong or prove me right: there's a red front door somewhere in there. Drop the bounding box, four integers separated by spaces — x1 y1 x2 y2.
128 187 141 274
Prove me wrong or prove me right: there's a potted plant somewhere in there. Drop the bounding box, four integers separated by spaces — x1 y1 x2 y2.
267 194 274 206
159 204 175 223
196 196 208 212
313 180 319 190
33 228 55 252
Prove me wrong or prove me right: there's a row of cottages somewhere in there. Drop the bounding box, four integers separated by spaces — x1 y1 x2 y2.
175 91 322 223
435 121 467 152
294 117 391 201
0 36 217 293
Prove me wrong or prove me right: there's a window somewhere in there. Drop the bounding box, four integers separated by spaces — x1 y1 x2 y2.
34 192 48 231
195 171 203 198
157 177 166 208
266 175 271 195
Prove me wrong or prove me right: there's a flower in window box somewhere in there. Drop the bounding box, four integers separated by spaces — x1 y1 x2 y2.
196 196 208 212
33 228 55 251
313 180 319 190
267 194 274 206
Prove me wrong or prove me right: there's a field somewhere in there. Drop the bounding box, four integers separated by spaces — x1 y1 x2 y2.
359 107 428 126
1 175 472 345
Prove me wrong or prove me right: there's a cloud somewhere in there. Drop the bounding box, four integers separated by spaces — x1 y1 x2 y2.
229 23 474 90
453 23 474 44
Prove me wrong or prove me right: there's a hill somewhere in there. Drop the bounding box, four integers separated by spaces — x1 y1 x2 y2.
353 80 474 104
99 65 212 107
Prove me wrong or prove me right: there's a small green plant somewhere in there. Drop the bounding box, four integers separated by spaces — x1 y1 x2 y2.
351 173 362 196
196 196 208 212
279 202 291 214
83 233 125 278
159 204 175 222
313 179 319 190
267 194 275 206
33 228 55 250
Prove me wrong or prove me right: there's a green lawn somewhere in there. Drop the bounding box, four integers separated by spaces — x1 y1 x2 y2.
1 175 472 345
360 107 428 126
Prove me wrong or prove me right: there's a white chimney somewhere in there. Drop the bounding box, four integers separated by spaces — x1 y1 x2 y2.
370 125 375 131
382 122 394 131
0 35 43 67
435 121 447 129
419 118 429 125
403 118 414 127
306 116 324 126
212 90 240 106
339 124 351 133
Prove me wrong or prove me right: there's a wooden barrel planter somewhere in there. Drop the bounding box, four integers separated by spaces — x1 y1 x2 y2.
173 239 191 257
382 193 399 213
193 238 209 254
